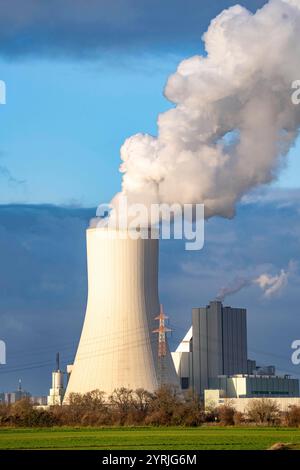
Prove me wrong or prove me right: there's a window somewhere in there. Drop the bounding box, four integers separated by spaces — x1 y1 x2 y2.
181 377 189 390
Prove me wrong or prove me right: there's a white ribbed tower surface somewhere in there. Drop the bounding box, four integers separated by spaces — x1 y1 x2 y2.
64 227 179 401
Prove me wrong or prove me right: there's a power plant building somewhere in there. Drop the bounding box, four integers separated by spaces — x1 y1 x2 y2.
60 226 298 405
172 300 299 401
172 301 248 395
205 375 300 413
208 374 299 398
47 355 65 406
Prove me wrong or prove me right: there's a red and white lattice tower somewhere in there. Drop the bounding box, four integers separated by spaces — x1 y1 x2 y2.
153 304 172 387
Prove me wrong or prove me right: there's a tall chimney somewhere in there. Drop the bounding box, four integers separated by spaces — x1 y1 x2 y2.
64 227 178 401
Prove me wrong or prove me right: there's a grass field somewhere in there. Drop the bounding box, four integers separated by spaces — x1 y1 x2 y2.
0 426 300 450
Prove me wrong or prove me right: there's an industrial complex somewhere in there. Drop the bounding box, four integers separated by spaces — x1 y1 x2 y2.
45 227 300 411
1 226 299 412
172 300 300 411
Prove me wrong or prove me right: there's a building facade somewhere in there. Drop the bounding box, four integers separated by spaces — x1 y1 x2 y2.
47 370 65 406
205 388 300 413
172 300 299 402
172 300 248 395
208 374 299 399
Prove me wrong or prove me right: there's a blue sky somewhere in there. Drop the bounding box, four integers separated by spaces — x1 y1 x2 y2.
0 57 181 206
0 0 274 207
0 0 300 395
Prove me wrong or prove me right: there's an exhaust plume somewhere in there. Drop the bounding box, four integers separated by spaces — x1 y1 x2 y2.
109 0 300 221
216 260 297 301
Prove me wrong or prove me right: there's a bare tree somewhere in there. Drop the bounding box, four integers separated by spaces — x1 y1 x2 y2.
217 404 236 426
246 399 280 425
283 406 300 427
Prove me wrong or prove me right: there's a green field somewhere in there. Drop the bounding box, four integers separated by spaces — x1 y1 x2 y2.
0 427 300 450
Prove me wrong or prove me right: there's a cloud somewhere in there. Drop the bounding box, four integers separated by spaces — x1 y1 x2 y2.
0 0 267 58
0 165 25 186
242 187 300 207
0 204 93 394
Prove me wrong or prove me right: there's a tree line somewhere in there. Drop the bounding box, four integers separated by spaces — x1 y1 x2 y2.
0 386 300 427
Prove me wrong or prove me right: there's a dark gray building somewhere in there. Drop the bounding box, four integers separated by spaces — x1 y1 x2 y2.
172 300 299 400
192 301 248 395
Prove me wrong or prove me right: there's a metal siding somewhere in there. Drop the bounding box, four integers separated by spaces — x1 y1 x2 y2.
207 302 223 382
236 309 240 372
239 310 243 372
199 308 209 393
241 310 247 373
234 309 239 373
223 307 232 375
192 308 201 396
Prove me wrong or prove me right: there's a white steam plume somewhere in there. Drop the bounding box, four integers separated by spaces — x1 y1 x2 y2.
255 269 289 297
216 278 252 302
108 0 300 221
216 260 297 301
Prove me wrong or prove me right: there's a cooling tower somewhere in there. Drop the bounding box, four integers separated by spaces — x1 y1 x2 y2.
64 227 179 401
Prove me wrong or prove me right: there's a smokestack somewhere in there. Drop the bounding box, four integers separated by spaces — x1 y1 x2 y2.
64 228 178 401
56 352 60 372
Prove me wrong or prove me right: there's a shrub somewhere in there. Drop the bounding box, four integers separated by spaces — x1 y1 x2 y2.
53 389 110 426
6 399 57 427
146 385 183 426
283 406 300 427
204 404 219 423
179 390 205 426
246 399 280 425
233 411 245 425
218 404 236 426
0 403 11 425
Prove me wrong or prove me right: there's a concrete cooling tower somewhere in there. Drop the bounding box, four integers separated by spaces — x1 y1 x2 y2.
64 227 179 401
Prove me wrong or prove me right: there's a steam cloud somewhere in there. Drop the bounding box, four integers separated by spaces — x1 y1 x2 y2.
109 0 300 220
216 260 297 301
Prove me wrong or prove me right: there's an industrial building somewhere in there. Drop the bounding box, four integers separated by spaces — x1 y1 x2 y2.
172 301 248 395
45 225 298 407
47 354 65 406
63 227 179 402
208 375 299 398
31 396 47 406
172 300 299 404
0 379 47 405
1 380 31 404
205 389 300 414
